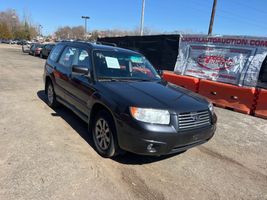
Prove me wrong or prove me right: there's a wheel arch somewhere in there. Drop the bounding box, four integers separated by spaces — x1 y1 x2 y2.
88 102 117 135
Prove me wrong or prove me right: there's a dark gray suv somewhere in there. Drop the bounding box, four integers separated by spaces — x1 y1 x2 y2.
43 41 217 158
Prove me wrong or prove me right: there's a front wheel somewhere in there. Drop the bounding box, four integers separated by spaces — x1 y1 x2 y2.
92 110 119 158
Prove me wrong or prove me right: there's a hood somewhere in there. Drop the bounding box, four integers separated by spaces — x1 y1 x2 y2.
98 80 209 114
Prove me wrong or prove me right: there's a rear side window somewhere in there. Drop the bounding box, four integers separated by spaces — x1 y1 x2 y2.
72 49 90 68
49 44 64 62
58 46 78 67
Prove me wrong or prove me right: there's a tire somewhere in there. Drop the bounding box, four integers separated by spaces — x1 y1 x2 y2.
46 81 58 108
92 110 119 158
40 53 43 58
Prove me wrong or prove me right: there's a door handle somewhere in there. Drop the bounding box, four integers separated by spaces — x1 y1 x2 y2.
231 95 238 100
210 91 217 95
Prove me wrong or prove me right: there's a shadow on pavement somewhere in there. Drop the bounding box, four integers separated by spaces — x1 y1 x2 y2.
37 90 183 165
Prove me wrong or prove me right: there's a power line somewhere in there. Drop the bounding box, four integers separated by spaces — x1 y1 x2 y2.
188 0 265 23
216 7 266 27
228 0 267 16
215 10 267 31
187 0 267 30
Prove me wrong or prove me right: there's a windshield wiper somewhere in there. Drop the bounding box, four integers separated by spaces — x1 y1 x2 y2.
97 77 160 82
97 77 121 82
127 78 161 82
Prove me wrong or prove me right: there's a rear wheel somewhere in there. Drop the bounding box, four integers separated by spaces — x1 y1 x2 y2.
92 110 119 158
46 81 58 108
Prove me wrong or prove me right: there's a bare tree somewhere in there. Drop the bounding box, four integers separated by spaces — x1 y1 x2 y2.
71 26 85 39
92 26 158 38
0 9 19 28
55 26 71 39
0 9 38 40
55 26 85 40
0 22 12 39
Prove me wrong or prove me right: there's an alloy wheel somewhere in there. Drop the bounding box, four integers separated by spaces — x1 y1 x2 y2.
47 84 54 105
95 118 111 151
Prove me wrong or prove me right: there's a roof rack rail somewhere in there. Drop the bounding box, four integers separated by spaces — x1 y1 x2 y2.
96 41 117 47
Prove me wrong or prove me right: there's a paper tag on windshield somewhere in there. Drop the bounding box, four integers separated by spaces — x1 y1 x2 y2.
105 57 120 69
130 56 143 63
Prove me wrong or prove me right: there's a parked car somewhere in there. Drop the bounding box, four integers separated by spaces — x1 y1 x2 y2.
17 40 27 45
43 41 217 158
10 40 18 44
29 43 36 55
1 39 11 44
29 43 44 56
40 43 55 59
22 43 31 53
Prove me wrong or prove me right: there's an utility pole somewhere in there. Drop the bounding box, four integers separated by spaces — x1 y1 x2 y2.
11 9 17 38
208 0 217 35
140 0 145 36
38 24 43 36
81 16 90 39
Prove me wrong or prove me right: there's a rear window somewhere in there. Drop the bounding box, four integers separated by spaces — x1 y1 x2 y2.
49 44 64 62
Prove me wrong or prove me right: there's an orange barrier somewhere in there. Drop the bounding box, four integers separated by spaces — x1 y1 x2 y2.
163 71 200 92
198 79 256 114
254 89 267 119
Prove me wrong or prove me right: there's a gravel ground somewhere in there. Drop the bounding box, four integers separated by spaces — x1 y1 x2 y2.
0 44 266 200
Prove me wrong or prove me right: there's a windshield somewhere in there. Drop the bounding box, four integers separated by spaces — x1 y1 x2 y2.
93 50 161 81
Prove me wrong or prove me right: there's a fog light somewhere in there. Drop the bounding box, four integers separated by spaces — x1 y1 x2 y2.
147 144 156 153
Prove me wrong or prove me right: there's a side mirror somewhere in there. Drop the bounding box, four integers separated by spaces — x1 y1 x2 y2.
72 65 89 75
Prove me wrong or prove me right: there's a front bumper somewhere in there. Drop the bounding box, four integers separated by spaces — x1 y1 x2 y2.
116 114 217 156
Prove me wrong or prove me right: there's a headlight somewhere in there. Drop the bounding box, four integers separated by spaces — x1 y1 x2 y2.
208 102 214 114
130 107 170 125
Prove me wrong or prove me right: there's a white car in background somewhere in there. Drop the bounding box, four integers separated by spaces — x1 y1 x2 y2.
22 42 32 53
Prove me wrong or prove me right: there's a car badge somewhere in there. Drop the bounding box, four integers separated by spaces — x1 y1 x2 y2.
191 113 200 122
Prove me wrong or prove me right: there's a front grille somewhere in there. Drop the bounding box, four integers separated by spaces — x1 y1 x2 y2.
178 110 211 130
